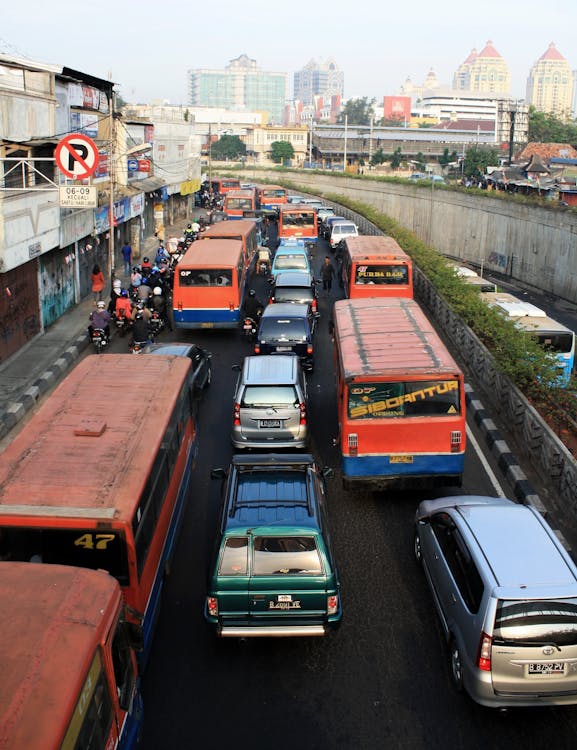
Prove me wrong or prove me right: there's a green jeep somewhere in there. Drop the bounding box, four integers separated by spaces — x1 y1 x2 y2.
205 453 342 637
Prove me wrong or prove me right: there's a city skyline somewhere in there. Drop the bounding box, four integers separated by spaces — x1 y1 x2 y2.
2 0 575 107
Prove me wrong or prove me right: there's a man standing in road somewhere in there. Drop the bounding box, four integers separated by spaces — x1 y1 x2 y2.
321 255 335 295
121 241 132 276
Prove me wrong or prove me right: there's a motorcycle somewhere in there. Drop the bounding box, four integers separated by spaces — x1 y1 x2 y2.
129 338 151 354
242 316 258 341
149 310 165 337
113 309 130 337
90 328 109 354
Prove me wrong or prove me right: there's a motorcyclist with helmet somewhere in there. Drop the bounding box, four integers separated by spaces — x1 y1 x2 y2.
243 289 264 322
183 224 195 245
130 301 152 347
114 289 133 319
88 301 111 339
151 286 173 331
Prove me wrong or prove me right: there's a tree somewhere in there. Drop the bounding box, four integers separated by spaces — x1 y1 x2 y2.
414 152 426 172
370 148 386 166
389 147 403 169
210 134 246 160
337 97 376 126
439 147 458 167
462 145 499 180
528 106 577 145
270 140 295 164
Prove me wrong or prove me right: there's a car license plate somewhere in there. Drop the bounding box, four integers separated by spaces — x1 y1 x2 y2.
276 346 292 352
390 455 414 464
260 420 281 428
528 662 565 675
200 322 214 329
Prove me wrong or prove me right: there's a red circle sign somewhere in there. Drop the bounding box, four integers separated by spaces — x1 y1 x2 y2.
55 134 99 179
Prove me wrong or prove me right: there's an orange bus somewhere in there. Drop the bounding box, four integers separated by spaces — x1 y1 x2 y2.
173 239 247 329
0 563 142 750
332 297 466 489
278 203 318 248
341 235 413 298
257 184 288 210
224 188 258 219
0 354 198 667
201 218 259 268
210 177 241 195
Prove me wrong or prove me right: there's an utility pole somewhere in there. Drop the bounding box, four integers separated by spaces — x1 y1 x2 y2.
308 119 313 167
368 115 373 166
343 115 348 172
508 101 517 166
208 123 212 188
108 88 115 282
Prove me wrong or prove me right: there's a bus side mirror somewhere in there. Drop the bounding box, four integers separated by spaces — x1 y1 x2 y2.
211 468 227 479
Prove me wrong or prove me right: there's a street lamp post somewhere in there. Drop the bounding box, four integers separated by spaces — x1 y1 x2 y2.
343 115 348 172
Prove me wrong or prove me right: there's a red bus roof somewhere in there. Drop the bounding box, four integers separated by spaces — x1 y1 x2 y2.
0 354 192 522
179 238 244 267
0 563 121 750
258 184 286 193
202 219 257 240
344 235 410 262
333 298 461 381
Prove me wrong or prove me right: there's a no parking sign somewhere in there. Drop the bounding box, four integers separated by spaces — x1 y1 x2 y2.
55 134 99 179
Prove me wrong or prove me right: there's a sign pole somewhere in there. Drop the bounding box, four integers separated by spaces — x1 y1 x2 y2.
108 88 115 284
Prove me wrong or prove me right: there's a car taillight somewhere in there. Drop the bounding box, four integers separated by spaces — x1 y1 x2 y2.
307 343 313 355
234 403 241 426
477 632 492 671
299 402 306 425
451 430 462 452
348 433 358 456
312 299 317 313
327 595 339 615
207 596 218 617
254 343 260 354
270 295 275 303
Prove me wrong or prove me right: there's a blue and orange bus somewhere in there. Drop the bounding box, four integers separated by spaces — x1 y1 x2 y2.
332 297 466 489
257 184 288 210
0 353 198 667
341 235 413 298
224 188 258 219
173 238 247 329
211 177 241 195
0 563 142 750
277 203 318 248
201 218 260 267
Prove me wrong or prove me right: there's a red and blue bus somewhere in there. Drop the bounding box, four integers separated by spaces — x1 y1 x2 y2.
341 235 413 298
224 188 258 219
0 353 198 667
0 563 142 750
278 203 318 248
201 218 259 268
257 184 288 210
210 177 241 195
173 239 247 329
332 297 466 489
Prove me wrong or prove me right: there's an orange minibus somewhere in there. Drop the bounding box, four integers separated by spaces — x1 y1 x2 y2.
0 353 198 667
201 218 259 269
224 188 258 219
278 203 318 248
173 238 247 329
341 235 413 298
257 184 288 210
211 177 241 195
0 563 143 750
332 297 466 489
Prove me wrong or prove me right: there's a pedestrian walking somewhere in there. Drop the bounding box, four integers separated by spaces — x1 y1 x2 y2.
91 264 106 303
121 242 132 276
321 256 335 294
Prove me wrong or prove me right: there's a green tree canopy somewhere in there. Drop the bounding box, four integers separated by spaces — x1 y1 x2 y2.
528 106 577 145
337 97 376 126
439 147 458 167
211 134 246 160
370 148 386 166
462 145 499 180
389 147 403 169
270 140 295 164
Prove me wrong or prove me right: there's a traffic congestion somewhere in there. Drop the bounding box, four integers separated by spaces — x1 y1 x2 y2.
2 187 577 749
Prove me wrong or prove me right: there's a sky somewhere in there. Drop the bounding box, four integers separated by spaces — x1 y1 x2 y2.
2 0 576 107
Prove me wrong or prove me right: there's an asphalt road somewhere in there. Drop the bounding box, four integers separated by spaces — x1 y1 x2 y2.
102 236 576 749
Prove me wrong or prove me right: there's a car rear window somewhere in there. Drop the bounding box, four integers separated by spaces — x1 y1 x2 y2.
333 224 356 235
274 254 309 271
241 385 298 407
259 318 308 341
219 537 249 575
274 287 313 304
494 598 577 646
253 536 322 575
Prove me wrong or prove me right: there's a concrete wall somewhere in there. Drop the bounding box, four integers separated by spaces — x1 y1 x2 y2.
254 170 577 304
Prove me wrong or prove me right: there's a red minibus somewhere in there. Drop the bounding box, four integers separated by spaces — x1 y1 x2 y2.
202 218 259 270
341 235 413 298
224 188 258 219
257 184 288 210
278 204 318 248
0 353 198 667
173 238 247 329
0 563 142 750
332 297 466 489
211 177 241 195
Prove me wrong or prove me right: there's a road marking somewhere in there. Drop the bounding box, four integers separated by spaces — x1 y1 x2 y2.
466 423 506 496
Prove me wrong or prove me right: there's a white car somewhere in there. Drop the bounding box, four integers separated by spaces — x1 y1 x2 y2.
329 221 358 250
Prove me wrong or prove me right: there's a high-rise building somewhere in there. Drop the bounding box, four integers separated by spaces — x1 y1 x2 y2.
453 41 510 95
187 54 287 125
293 59 343 106
526 43 574 119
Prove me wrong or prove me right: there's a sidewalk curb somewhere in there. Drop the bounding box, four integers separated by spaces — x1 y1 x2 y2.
0 333 90 441
465 383 572 554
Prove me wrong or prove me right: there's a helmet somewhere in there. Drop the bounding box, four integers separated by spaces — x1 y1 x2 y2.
113 279 121 289
249 289 256 298
120 289 129 298
187 223 192 229
96 301 106 309
136 301 144 310
153 287 162 296
143 257 149 263
152 266 159 272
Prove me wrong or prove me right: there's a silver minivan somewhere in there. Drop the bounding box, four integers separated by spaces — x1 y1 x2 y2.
231 355 308 449
415 495 577 708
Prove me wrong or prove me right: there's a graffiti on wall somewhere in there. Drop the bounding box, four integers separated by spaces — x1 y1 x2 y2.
488 251 507 269
40 250 75 328
0 261 40 363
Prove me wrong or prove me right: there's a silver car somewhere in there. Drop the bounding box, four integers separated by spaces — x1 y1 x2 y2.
231 355 308 449
415 495 577 708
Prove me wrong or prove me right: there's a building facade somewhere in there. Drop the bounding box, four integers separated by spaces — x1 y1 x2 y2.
452 41 510 95
187 55 287 125
293 58 344 106
526 43 574 119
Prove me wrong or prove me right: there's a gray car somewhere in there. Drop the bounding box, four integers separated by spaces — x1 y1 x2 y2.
231 355 308 449
415 495 577 708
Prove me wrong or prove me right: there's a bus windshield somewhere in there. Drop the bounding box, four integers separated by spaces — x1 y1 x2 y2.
178 269 233 286
348 380 461 419
282 212 316 228
354 264 409 285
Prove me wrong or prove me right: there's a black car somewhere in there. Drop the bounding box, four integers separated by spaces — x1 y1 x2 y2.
142 342 212 392
268 271 319 317
254 303 315 372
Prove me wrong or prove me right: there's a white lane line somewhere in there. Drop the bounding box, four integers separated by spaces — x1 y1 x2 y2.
466 423 507 496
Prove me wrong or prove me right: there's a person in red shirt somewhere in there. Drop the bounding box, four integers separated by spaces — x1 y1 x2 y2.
115 290 133 320
91 264 105 303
